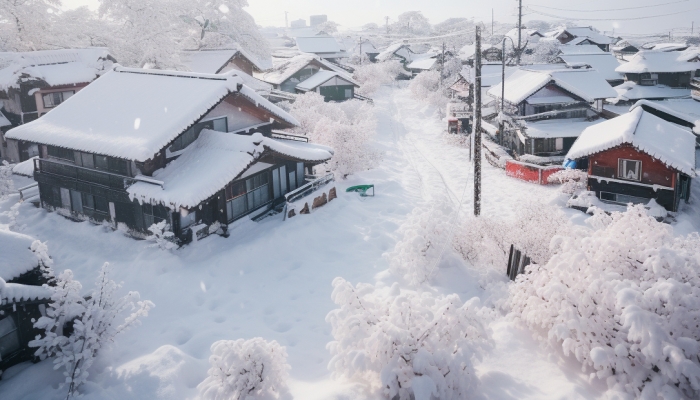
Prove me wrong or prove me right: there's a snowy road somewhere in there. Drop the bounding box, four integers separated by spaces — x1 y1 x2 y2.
1 86 615 399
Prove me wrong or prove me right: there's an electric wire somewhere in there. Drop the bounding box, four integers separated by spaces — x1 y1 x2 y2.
525 6 700 21
527 0 689 13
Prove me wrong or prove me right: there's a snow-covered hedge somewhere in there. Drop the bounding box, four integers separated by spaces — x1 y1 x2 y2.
288 93 382 179
509 205 700 398
198 338 290 400
0 160 13 199
547 168 588 195
353 60 405 95
326 278 492 400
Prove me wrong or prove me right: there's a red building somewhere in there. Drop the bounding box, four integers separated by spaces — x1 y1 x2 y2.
566 107 696 212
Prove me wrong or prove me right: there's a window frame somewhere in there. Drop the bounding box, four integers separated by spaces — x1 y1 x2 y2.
0 315 21 359
618 158 642 182
41 90 75 109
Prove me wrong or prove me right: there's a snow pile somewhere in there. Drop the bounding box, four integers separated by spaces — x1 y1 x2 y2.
0 160 13 198
11 156 36 177
547 168 588 195
353 60 405 95
0 229 41 282
616 50 700 74
326 278 492 400
198 338 290 400
288 93 381 178
31 264 153 399
509 205 700 398
567 107 697 177
387 205 454 286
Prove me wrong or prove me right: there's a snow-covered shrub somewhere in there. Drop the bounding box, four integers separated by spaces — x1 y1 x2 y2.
0 202 21 231
288 93 381 179
0 160 13 198
520 40 561 64
31 240 55 280
509 205 700 398
547 168 588 195
452 215 510 269
408 70 449 113
198 338 290 400
326 278 492 400
353 60 405 95
31 263 154 399
146 220 177 250
387 205 454 286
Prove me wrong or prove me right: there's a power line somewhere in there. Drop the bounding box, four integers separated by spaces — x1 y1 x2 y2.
528 0 689 13
525 6 700 21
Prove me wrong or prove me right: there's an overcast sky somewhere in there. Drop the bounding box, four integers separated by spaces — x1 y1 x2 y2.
62 0 698 36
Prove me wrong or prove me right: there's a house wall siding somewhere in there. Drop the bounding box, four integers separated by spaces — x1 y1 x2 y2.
587 144 676 187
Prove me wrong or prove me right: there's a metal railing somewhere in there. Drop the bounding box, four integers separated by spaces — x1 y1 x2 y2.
271 131 309 143
353 93 374 104
18 182 39 202
284 173 334 204
34 158 137 189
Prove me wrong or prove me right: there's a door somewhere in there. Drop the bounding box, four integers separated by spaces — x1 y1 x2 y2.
60 188 71 209
70 190 82 213
288 170 297 192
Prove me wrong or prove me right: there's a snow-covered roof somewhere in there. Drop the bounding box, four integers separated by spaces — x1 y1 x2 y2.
127 130 333 209
296 70 358 91
0 48 113 92
0 230 39 282
353 40 379 55
616 50 700 74
567 107 696 176
466 64 518 87
181 47 272 73
563 27 616 45
505 28 542 42
258 54 321 85
522 118 604 138
613 81 691 101
6 66 297 162
0 281 52 304
227 69 272 92
558 45 605 55
12 156 36 177
296 37 343 54
558 53 623 82
647 43 688 52
488 67 617 104
631 99 700 133
407 58 438 71
376 43 411 62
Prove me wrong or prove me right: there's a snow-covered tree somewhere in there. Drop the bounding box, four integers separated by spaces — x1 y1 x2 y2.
31 263 154 399
547 168 587 195
326 278 492 400
352 60 405 94
198 337 290 400
509 205 700 398
316 21 339 34
0 0 60 51
409 70 449 114
0 160 14 199
387 205 454 286
287 93 381 179
146 220 177 250
392 11 431 35
520 40 561 64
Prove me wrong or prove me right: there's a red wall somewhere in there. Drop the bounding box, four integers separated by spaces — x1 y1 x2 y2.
506 160 562 185
588 144 676 188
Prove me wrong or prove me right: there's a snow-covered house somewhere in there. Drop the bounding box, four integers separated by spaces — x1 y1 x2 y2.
613 50 700 103
376 43 415 65
612 40 640 60
294 36 348 62
505 28 543 45
5 67 333 243
488 67 617 158
0 230 52 375
458 44 502 65
566 107 695 212
630 99 700 145
256 54 357 101
0 48 116 163
556 45 624 86
544 26 617 52
351 39 380 62
181 49 273 94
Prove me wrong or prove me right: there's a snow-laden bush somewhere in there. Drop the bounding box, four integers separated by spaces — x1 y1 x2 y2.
31 263 154 399
547 168 588 195
353 60 405 95
146 220 177 250
387 205 454 286
198 338 290 400
326 278 492 400
509 205 700 398
408 70 449 113
0 160 13 198
288 93 382 179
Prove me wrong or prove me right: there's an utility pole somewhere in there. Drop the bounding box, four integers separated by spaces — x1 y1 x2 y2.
517 0 523 65
499 38 506 146
285 11 288 29
492 9 494 36
440 42 445 87
359 36 363 64
474 26 482 217
385 16 390 34
692 22 694 35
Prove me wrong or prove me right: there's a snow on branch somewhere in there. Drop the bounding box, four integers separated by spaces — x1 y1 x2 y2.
326 278 493 400
509 205 700 398
198 337 290 400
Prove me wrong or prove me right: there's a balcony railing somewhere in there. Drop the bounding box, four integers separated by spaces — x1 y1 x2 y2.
34 158 137 190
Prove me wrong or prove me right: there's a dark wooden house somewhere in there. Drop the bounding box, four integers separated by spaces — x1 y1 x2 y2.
0 230 52 376
0 48 115 163
294 70 359 102
6 67 333 244
487 67 617 159
566 107 696 212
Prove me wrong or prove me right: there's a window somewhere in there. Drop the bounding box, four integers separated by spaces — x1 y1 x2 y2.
81 193 109 214
225 171 271 221
42 90 74 108
0 316 21 359
94 155 108 170
142 203 168 228
600 191 650 205
180 208 197 228
618 159 641 181
47 145 76 161
344 89 352 98
169 117 227 153
108 157 128 175
75 152 129 176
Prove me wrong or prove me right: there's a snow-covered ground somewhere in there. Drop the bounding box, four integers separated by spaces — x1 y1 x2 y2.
1 85 697 399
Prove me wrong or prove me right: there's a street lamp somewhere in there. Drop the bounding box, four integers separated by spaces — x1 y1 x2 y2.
499 36 517 146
